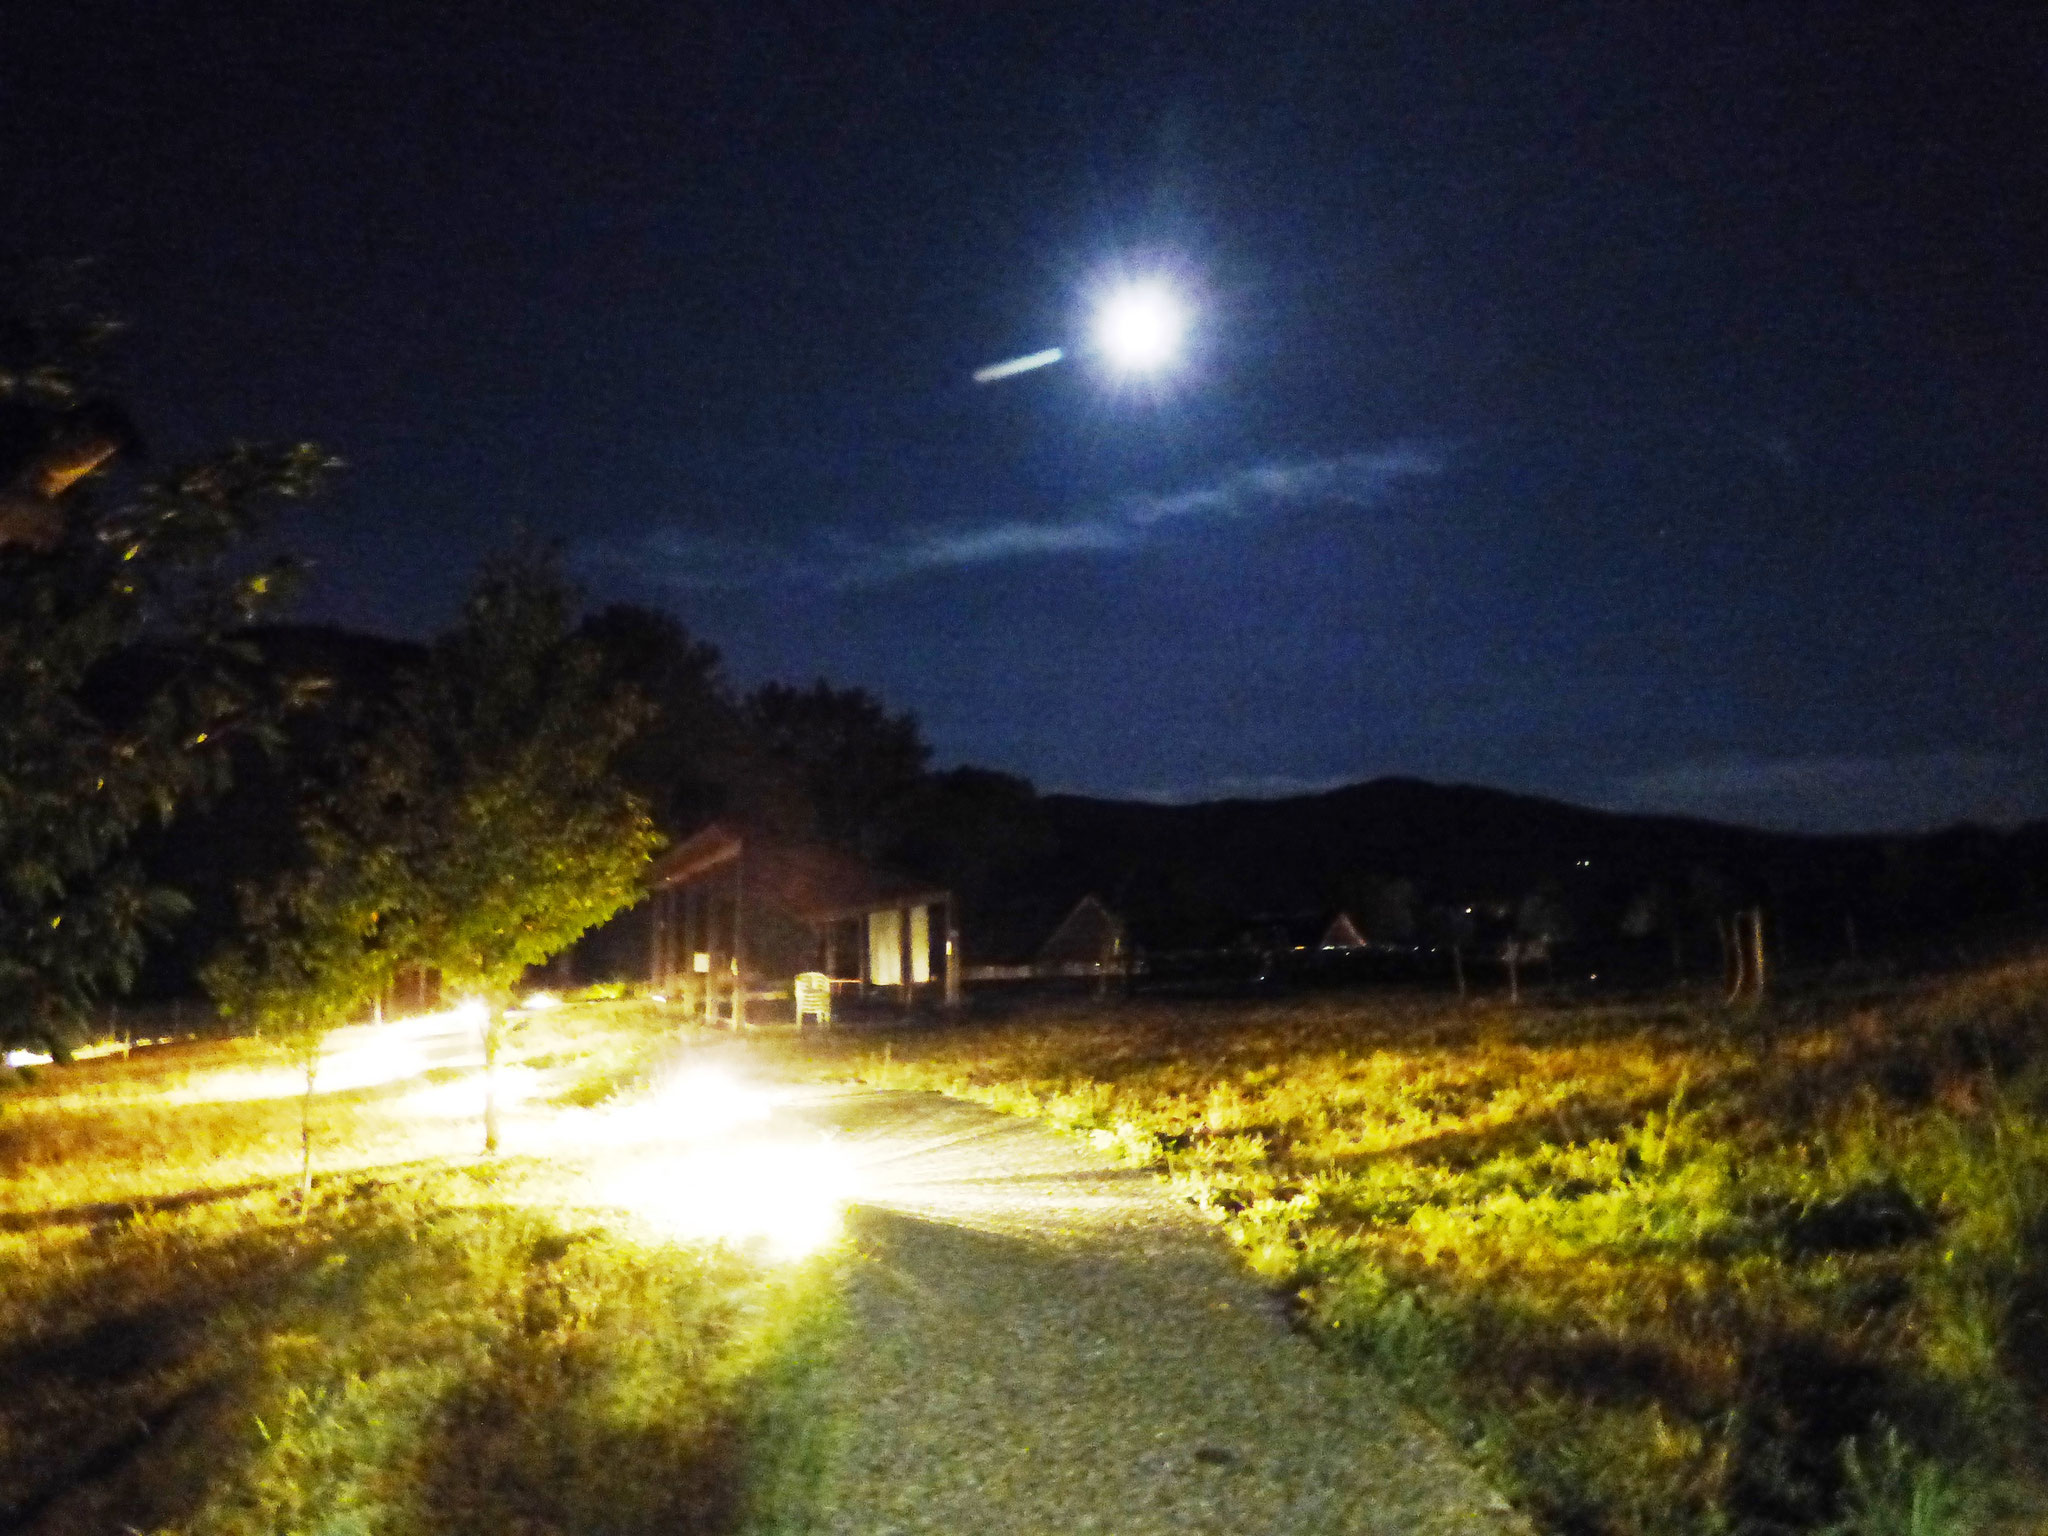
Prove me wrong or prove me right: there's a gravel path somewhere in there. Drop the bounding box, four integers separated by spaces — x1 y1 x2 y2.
736 1051 1529 1535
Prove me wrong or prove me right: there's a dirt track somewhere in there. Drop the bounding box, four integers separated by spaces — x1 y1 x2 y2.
740 1057 1528 1535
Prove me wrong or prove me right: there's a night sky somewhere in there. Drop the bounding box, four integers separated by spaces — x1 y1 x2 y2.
7 3 2045 832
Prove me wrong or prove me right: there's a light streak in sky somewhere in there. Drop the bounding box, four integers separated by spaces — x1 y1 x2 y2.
972 346 1065 384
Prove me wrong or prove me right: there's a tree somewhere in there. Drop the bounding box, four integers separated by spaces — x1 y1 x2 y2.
1345 872 1419 946
204 668 421 1193
203 815 404 1196
740 680 929 855
383 547 658 1151
579 603 742 836
0 291 330 1054
1426 903 1478 1001
1622 882 1685 977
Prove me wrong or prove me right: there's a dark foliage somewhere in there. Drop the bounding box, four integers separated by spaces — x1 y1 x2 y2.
0 291 330 1050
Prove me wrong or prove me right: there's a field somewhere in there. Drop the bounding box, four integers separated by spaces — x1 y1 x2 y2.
0 1002 831 1536
791 962 2048 1535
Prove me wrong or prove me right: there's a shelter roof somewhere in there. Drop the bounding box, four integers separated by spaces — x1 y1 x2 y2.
647 822 948 924
1038 894 1125 964
1321 912 1367 949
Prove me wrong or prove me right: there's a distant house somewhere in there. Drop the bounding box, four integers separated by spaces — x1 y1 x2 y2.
1320 912 1367 950
640 822 959 1025
1036 894 1127 977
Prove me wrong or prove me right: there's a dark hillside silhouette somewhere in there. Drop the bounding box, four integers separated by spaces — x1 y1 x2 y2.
113 626 2048 998
935 779 2048 973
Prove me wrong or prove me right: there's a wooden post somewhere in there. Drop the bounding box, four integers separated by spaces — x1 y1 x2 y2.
944 897 962 1008
900 905 915 1008
1724 915 1748 1003
684 885 701 1017
648 887 664 992
1749 908 1768 998
731 851 747 1030
701 887 718 1029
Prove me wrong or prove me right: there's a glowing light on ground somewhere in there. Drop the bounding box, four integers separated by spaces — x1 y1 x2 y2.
319 1008 484 1091
1093 280 1185 374
601 1137 853 1258
399 1064 542 1120
553 1061 859 1258
648 1065 773 1140
3 1049 53 1068
519 990 560 1011
159 1003 489 1104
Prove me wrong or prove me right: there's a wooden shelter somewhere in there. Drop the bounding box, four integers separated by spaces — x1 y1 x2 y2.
642 822 960 1025
1320 912 1367 950
1036 894 1127 977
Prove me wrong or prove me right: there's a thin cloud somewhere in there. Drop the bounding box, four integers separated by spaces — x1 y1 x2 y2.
585 444 1448 593
1603 750 2047 834
1120 446 1448 530
1120 771 1366 805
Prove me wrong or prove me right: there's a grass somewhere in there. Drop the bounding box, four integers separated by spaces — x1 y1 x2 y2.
0 1001 833 1536
787 962 2048 1535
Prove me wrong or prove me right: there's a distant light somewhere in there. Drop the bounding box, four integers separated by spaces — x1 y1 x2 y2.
972 347 1064 384
1093 280 1185 374
521 990 561 1011
4 1049 52 1068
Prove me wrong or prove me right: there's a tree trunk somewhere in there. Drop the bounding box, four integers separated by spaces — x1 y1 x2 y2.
1723 916 1748 1003
482 1005 501 1155
299 1054 317 1200
1749 908 1768 999
1452 943 1467 1002
730 854 747 1030
1506 946 1521 1004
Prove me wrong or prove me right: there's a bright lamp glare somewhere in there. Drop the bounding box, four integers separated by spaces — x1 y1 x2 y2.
650 1066 772 1141
603 1140 850 1258
1094 281 1185 374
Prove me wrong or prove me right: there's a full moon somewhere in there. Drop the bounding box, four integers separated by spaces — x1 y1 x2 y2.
1093 281 1186 374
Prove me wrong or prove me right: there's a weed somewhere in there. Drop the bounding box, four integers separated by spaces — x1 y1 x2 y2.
0 1001 830 1535
784 959 2048 1533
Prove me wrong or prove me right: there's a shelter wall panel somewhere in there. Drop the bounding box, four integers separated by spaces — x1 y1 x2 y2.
869 909 903 987
910 903 931 985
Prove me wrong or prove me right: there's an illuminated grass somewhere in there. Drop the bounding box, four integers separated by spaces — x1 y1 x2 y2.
789 964 2048 1535
0 1002 831 1535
